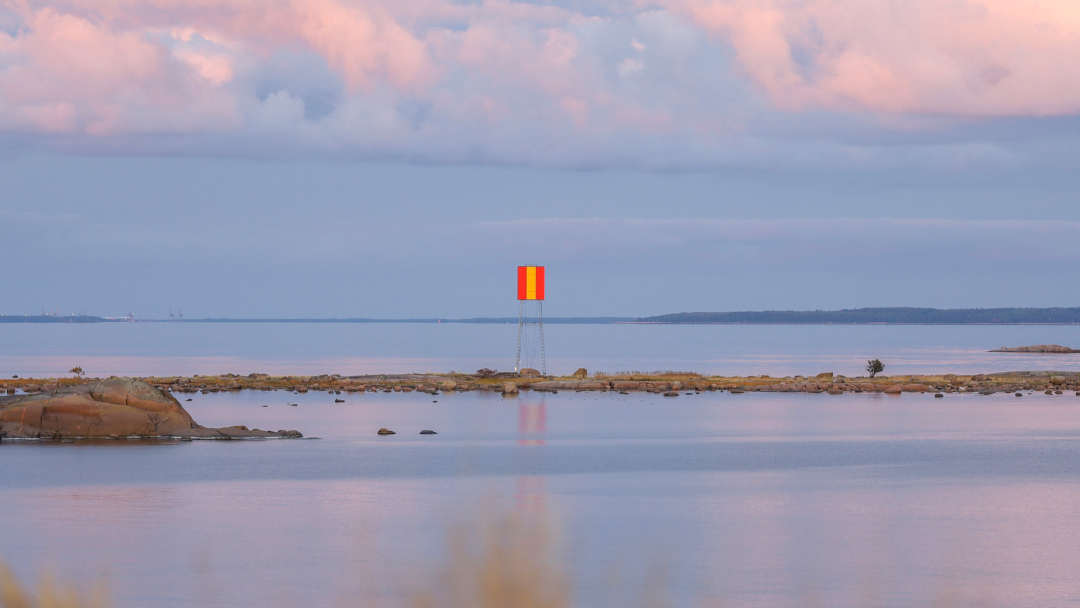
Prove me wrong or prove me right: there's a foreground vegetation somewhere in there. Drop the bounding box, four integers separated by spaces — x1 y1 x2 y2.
1 505 995 608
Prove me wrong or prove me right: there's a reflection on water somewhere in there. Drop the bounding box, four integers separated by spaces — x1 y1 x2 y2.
517 401 548 512
4 390 1080 606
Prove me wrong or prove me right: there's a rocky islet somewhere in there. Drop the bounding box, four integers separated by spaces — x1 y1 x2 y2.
0 377 302 440
3 370 1080 403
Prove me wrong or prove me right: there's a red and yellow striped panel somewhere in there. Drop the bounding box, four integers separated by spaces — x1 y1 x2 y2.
517 266 545 300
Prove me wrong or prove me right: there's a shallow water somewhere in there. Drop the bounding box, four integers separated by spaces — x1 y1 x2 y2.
2 322 1080 377
4 389 1080 607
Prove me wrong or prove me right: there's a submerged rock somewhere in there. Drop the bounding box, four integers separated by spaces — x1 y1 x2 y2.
420 430 437 434
0 378 302 440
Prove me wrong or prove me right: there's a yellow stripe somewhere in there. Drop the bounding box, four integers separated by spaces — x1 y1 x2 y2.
526 266 537 299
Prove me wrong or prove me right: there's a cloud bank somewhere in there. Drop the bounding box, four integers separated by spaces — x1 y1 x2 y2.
2 0 1080 166
6 208 1080 317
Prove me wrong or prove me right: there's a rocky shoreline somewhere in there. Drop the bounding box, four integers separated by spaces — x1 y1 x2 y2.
989 344 1080 353
3 369 1080 403
5 370 1079 441
0 378 302 441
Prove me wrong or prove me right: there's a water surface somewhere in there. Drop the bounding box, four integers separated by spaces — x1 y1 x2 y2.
4 389 1080 607
2 322 1080 377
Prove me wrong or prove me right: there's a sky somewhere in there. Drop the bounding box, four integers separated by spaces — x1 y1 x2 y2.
2 0 1080 318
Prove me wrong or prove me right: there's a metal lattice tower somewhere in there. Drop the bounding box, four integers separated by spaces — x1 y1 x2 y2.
515 266 546 375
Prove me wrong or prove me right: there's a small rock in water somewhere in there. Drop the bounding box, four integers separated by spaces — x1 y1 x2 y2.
334 399 345 403
934 393 944 398
663 391 679 397
1016 393 1023 397
186 399 193 402
377 428 395 435
261 405 268 407
420 430 437 435
289 403 298 407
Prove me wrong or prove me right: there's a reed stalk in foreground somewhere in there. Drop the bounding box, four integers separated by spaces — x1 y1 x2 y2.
0 564 104 608
405 507 571 608
1 509 992 608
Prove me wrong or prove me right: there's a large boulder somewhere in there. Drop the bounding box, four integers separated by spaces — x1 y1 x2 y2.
901 384 930 393
0 378 301 440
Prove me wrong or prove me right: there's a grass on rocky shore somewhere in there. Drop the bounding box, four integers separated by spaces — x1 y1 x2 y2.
593 370 703 381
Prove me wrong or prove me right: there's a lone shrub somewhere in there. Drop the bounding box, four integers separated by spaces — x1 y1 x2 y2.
866 359 884 378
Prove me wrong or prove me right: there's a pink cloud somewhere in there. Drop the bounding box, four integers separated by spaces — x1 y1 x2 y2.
663 0 1080 116
2 0 1080 161
26 0 434 90
0 6 238 133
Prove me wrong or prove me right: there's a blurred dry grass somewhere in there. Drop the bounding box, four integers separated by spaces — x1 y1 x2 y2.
406 507 570 608
2 508 994 608
0 564 104 608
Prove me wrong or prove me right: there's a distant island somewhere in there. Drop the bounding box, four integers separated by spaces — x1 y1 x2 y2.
633 307 1080 325
0 315 634 324
4 307 1080 325
990 345 1080 353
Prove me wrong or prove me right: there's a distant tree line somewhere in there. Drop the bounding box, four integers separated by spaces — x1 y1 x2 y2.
634 307 1080 325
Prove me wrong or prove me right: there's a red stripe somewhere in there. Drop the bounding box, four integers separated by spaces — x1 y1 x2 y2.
517 266 527 300
535 266 545 300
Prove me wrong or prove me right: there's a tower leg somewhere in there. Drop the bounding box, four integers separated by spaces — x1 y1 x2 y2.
516 300 523 372
538 301 546 376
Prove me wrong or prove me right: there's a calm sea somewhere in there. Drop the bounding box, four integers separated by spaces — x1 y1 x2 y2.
2 322 1080 377
3 324 1080 606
